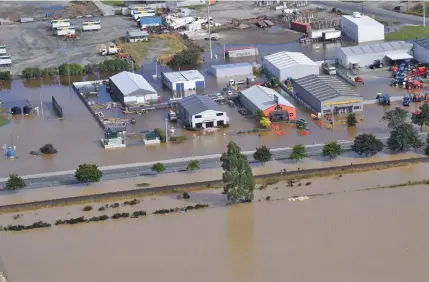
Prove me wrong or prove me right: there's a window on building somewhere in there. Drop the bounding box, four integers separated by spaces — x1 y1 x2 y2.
275 105 282 110
289 113 294 116
194 115 202 118
354 106 361 110
216 113 224 116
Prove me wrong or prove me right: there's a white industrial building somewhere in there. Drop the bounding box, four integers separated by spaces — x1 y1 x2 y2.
341 12 384 43
177 95 229 129
211 62 253 78
336 41 413 69
414 38 429 63
109 71 158 105
262 51 319 81
162 70 205 93
126 30 149 42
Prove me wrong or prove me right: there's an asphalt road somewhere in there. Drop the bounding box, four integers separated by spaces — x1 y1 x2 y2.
314 1 425 26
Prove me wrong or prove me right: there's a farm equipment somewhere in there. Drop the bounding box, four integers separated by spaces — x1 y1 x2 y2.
263 76 279 88
295 119 308 130
390 78 406 88
411 66 428 78
118 53 129 59
370 59 383 69
64 34 79 41
412 92 422 102
425 92 429 103
410 80 425 89
354 76 364 84
376 93 391 106
403 95 411 106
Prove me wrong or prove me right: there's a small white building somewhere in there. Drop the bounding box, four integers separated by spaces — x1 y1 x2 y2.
414 37 429 64
177 95 229 129
126 29 149 42
211 62 253 78
162 70 205 93
341 12 384 43
109 71 158 105
262 51 319 81
336 41 413 69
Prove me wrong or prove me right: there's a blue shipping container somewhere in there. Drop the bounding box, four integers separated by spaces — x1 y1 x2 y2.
139 17 162 28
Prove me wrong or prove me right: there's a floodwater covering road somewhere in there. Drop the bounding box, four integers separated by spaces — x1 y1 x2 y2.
1 164 429 282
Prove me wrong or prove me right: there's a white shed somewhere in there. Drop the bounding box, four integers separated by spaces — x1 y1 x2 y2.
414 38 429 64
211 62 253 78
162 70 205 93
109 71 158 105
341 13 384 43
336 41 413 69
262 51 319 81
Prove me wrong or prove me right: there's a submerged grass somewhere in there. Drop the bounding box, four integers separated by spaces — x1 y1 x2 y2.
385 26 429 41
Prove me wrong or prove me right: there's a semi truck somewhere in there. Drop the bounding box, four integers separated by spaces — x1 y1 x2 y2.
0 45 6 55
99 42 118 56
51 19 70 29
82 20 101 31
0 54 12 67
322 62 337 75
55 26 76 36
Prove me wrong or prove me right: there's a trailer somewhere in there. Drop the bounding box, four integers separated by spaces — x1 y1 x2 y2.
82 21 101 31
51 19 70 29
0 54 12 67
226 47 258 58
310 28 335 39
130 7 153 16
139 17 162 28
323 30 341 40
134 11 156 20
0 45 6 55
290 21 311 35
55 26 76 36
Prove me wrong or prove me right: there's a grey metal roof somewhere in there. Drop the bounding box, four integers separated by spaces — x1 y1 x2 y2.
110 71 156 96
415 37 429 50
127 29 149 37
339 41 412 56
212 62 253 69
342 15 384 27
178 95 222 116
294 75 362 102
263 51 317 70
163 70 204 83
240 85 295 111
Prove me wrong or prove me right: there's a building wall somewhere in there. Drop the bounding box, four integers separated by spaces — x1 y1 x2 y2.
109 78 125 105
336 48 412 69
414 43 429 64
263 104 297 120
341 17 384 43
264 60 319 81
292 83 324 113
191 110 228 128
128 36 148 43
238 93 260 115
212 64 253 78
341 18 359 42
320 96 364 114
164 78 205 92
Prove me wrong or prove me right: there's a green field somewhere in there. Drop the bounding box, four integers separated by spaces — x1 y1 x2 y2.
101 0 124 6
0 117 9 127
385 26 429 41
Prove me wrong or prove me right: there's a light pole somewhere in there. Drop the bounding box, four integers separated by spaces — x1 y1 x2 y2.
207 0 213 62
165 118 168 144
424 0 426 27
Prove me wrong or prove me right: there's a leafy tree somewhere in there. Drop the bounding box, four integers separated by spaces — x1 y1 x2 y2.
381 107 408 130
351 133 384 156
322 141 343 159
0 71 11 81
151 162 166 174
75 163 103 183
259 117 271 128
253 145 272 165
255 110 265 119
289 144 307 162
5 174 26 190
346 113 357 127
168 47 203 67
40 144 57 154
387 123 423 152
411 104 429 130
186 160 200 171
220 141 255 203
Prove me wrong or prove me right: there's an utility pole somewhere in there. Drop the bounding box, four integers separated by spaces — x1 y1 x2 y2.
207 0 213 62
424 0 426 27
165 118 168 144
67 63 71 94
361 1 363 15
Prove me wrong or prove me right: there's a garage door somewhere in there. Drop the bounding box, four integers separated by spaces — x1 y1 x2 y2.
176 83 184 92
195 80 205 89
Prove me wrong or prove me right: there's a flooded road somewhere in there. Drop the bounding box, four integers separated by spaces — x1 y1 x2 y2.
1 165 429 282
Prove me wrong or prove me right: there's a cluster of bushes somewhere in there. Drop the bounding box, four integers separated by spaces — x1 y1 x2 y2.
153 204 209 215
111 213 130 219
21 59 130 79
2 221 51 231
168 45 204 67
123 199 140 206
55 217 86 225
154 128 166 142
0 71 11 81
132 210 147 217
169 135 187 142
82 206 93 212
87 215 109 222
40 144 57 155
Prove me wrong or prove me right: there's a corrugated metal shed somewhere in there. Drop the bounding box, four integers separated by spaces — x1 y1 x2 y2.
415 37 429 50
211 62 253 78
264 52 317 69
340 41 412 56
163 70 204 83
293 75 361 102
178 94 221 116
240 85 294 111
110 71 156 96
127 29 149 37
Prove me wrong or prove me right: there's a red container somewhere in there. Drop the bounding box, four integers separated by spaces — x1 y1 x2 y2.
290 21 311 35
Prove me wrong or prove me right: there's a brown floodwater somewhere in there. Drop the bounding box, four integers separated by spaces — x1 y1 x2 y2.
1 165 429 282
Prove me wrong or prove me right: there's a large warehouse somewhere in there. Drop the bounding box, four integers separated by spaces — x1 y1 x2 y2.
162 70 205 94
414 37 429 63
239 85 296 121
341 12 384 43
211 62 253 78
262 51 319 81
177 95 229 128
109 71 158 105
336 41 413 69
293 75 363 115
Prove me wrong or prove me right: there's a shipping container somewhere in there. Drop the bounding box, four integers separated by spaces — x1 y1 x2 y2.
0 54 12 66
226 47 258 58
323 30 341 40
51 19 71 29
139 17 162 28
0 45 6 55
20 17 34 23
130 7 154 16
290 21 311 35
134 11 156 20
310 28 335 39
83 21 101 31
55 26 76 36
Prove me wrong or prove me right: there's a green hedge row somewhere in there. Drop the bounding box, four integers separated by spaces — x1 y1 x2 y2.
0 71 11 81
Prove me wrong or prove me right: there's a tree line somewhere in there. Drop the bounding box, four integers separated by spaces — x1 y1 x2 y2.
0 71 11 81
21 59 131 79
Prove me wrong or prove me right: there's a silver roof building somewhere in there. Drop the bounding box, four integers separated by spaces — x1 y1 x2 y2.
178 94 221 117
127 29 149 38
240 85 294 111
163 70 204 83
110 71 157 96
414 37 429 64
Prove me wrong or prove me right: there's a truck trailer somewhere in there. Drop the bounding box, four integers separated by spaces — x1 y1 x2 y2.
139 17 162 28
82 21 101 31
55 26 76 36
0 45 6 55
133 11 156 20
323 30 341 41
51 19 71 29
0 54 12 67
130 7 153 16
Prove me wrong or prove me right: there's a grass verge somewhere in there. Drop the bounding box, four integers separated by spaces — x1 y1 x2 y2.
101 0 124 6
385 26 429 41
0 116 9 127
136 182 151 187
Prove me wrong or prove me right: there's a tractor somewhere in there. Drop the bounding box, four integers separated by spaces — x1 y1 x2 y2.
369 59 383 69
295 119 308 130
376 93 391 106
354 76 364 84
403 95 411 106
